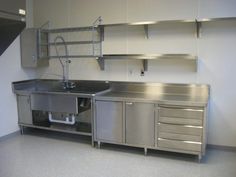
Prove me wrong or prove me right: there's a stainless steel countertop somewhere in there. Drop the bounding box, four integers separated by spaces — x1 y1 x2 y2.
95 91 209 106
12 79 209 106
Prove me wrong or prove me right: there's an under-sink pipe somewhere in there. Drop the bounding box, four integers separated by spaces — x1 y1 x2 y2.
48 112 75 125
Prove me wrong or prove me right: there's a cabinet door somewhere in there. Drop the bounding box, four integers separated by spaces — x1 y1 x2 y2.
17 95 32 125
96 101 123 143
125 102 155 147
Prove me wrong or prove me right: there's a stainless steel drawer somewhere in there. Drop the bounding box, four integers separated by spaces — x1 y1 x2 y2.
159 116 202 126
31 94 78 113
159 107 204 119
158 123 202 136
158 132 201 142
158 138 202 152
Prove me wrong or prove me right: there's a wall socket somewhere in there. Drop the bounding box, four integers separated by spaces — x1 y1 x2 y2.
140 70 145 76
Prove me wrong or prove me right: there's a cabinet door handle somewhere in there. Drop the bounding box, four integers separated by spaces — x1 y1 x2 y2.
126 102 133 105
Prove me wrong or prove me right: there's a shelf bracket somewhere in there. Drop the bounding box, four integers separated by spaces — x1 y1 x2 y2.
143 59 148 71
195 19 202 38
195 57 198 72
144 25 149 39
97 57 105 70
99 26 104 41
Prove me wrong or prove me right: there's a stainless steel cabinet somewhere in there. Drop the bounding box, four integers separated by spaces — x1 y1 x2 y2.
20 28 49 68
95 101 123 143
95 100 155 148
125 102 155 147
157 105 205 160
17 95 32 125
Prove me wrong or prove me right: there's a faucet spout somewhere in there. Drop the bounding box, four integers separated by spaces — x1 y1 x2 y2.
54 35 74 89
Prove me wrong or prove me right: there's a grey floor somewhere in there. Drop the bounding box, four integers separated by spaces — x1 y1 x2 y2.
0 129 236 177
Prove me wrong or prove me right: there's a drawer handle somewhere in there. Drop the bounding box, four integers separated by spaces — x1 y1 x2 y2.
158 138 202 144
126 102 133 105
158 123 203 128
158 106 203 112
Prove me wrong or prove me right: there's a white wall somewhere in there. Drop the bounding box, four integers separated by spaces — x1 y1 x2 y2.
33 0 236 147
0 0 35 137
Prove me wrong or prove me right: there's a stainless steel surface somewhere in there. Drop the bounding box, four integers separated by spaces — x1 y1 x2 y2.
94 81 209 159
19 124 92 136
98 54 198 71
158 132 201 142
49 55 101 59
38 17 102 59
12 79 110 95
158 138 202 152
100 54 197 60
159 106 204 119
156 104 206 159
20 28 49 68
13 79 209 158
42 26 98 33
158 123 202 136
125 102 155 147
17 95 32 125
0 0 26 56
41 41 101 46
31 94 78 113
199 17 236 22
99 19 196 28
96 82 209 106
95 101 123 143
159 116 202 126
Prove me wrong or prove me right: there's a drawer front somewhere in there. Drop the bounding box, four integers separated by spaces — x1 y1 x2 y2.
158 123 202 136
159 116 202 126
158 132 201 142
159 107 203 119
158 138 202 152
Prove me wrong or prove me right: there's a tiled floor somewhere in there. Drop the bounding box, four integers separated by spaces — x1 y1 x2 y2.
0 129 236 177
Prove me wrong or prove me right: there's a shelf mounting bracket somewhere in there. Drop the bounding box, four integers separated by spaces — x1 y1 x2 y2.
97 57 105 70
144 25 149 39
195 19 202 38
143 59 148 71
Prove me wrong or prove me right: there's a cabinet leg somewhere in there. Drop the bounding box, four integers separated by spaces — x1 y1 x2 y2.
198 154 202 163
97 141 101 149
91 141 95 147
144 148 148 156
20 126 24 135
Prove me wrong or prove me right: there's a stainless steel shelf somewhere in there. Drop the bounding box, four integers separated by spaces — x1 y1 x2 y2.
41 40 101 46
97 54 198 71
99 19 196 28
49 55 101 59
99 19 201 39
199 17 236 22
41 26 99 33
100 54 197 60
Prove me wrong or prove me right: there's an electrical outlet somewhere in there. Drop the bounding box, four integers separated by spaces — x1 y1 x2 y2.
140 70 145 76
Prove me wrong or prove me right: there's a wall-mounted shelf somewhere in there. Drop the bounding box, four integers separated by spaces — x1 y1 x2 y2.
97 54 198 72
30 16 236 71
37 17 103 59
199 17 236 22
99 19 201 38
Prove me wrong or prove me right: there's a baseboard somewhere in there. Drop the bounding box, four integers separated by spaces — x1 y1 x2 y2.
207 144 236 152
0 131 20 142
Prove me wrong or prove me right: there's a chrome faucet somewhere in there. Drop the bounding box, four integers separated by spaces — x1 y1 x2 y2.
54 35 75 89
